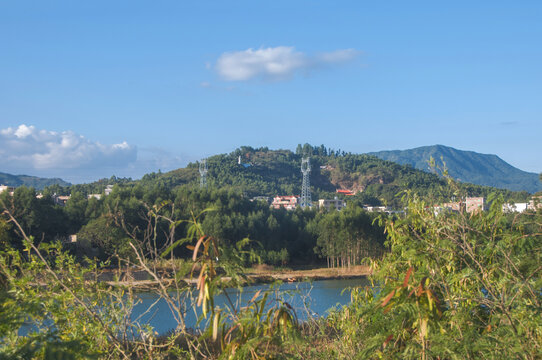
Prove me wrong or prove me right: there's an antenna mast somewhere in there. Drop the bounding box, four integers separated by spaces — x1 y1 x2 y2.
300 157 312 209
199 159 208 188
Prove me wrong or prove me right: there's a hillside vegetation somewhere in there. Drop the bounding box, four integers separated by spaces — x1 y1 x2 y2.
1 188 540 359
369 144 542 193
137 144 530 207
1 145 541 359
0 171 70 190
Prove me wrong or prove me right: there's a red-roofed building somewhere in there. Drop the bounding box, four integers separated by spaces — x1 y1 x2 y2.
336 189 355 196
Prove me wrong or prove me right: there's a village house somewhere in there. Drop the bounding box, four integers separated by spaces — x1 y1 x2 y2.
53 194 71 206
434 197 488 214
363 205 391 213
0 185 15 196
466 197 486 213
271 196 298 210
528 195 542 211
318 197 346 211
250 196 270 204
502 202 529 213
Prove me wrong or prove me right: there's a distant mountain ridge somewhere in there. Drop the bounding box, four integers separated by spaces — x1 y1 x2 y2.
0 172 71 190
368 145 542 193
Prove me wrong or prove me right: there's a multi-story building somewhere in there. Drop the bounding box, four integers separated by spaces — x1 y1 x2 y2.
318 197 346 211
435 197 487 214
465 197 486 213
271 196 298 210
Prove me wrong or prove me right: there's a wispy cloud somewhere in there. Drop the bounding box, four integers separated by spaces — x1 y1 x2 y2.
214 46 359 82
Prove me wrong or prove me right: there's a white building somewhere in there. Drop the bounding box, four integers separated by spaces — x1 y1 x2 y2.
503 203 529 213
363 205 390 213
318 197 346 211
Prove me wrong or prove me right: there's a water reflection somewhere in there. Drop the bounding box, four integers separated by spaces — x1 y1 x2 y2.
134 278 370 335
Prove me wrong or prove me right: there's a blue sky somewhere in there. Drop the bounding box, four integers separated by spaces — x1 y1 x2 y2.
1 1 541 183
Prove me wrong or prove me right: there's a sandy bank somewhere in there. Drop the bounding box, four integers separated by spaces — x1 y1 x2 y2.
104 265 371 290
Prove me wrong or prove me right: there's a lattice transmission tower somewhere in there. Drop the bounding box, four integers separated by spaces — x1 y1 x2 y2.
199 159 208 188
300 157 312 209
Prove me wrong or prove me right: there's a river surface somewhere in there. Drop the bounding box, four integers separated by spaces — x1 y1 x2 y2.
134 278 370 335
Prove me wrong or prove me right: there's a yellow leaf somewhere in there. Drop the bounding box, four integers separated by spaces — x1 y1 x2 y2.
420 318 428 339
212 312 220 341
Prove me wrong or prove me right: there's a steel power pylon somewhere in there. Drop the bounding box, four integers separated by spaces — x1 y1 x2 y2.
199 159 208 188
300 157 312 209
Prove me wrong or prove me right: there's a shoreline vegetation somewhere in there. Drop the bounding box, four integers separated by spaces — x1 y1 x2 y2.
102 264 372 289
1 171 540 358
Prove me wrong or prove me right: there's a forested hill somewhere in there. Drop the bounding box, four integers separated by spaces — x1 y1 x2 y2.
0 171 70 190
368 145 542 194
126 145 529 207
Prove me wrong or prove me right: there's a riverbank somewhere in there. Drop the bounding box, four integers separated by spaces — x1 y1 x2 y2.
104 264 371 289
246 264 371 282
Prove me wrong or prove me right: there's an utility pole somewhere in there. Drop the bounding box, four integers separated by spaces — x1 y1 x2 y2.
300 157 311 209
199 159 208 188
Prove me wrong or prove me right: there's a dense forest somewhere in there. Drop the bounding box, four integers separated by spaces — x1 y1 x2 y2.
0 179 540 359
0 144 532 268
0 145 541 359
0 183 386 268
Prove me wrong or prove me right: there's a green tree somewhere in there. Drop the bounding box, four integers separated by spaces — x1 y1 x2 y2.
76 216 133 261
64 192 88 233
0 218 12 250
322 193 542 359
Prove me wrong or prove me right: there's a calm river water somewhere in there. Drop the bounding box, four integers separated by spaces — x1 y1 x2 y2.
134 277 370 335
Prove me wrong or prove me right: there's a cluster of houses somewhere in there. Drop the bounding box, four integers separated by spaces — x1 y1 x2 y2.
502 195 542 213
250 188 393 213
51 185 115 205
3 183 541 215
434 195 542 214
434 197 488 214
265 195 349 211
0 184 114 206
263 195 395 213
257 190 542 215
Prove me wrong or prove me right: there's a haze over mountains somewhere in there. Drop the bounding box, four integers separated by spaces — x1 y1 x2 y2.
368 145 542 194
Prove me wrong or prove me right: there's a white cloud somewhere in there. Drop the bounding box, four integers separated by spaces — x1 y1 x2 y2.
214 46 359 82
0 124 189 183
0 124 137 172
